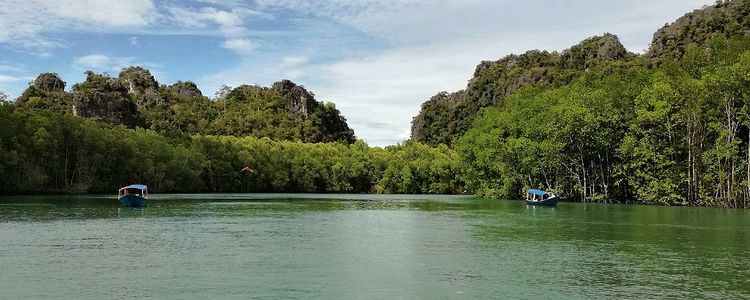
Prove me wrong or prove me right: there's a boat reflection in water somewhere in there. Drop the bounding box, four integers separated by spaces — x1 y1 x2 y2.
117 207 146 218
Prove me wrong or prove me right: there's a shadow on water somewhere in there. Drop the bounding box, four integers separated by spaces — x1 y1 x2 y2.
0 194 487 221
117 207 146 218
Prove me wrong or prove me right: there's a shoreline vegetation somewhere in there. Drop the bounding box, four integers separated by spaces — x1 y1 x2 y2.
453 38 750 208
412 0 750 208
2 1 750 208
0 106 464 195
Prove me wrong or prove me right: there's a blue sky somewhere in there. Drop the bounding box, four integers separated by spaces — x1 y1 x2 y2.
0 0 713 146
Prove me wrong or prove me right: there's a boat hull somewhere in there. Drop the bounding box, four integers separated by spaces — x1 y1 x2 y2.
119 195 147 208
526 196 559 207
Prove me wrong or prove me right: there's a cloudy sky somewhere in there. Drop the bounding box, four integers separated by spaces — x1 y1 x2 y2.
0 0 713 146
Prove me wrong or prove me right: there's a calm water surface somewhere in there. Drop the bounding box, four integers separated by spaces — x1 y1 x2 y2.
1 194 749 299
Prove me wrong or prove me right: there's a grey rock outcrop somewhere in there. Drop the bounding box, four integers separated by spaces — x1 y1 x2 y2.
72 72 139 127
649 0 750 61
32 73 66 92
561 34 628 70
272 79 317 118
169 81 203 98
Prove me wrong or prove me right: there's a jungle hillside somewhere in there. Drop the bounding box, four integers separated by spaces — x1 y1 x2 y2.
412 0 750 207
1 69 463 195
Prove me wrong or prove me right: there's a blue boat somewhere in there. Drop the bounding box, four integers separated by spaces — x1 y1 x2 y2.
118 184 148 207
525 189 559 206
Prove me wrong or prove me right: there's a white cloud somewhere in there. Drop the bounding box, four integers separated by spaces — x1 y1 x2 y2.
281 56 309 67
73 54 131 71
196 0 247 6
256 0 713 50
279 56 309 80
222 38 256 55
167 6 243 33
310 37 559 146
129 36 139 47
0 0 269 55
51 0 155 27
165 5 267 56
0 74 31 83
244 0 715 146
0 0 156 55
71 54 162 79
0 73 34 100
0 1 258 57
198 54 311 92
0 63 25 73
283 69 304 80
0 62 32 97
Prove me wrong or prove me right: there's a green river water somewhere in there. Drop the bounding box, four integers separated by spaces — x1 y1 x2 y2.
0 194 749 299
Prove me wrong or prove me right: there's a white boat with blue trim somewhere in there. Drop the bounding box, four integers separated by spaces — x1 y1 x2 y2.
118 184 148 207
525 189 559 206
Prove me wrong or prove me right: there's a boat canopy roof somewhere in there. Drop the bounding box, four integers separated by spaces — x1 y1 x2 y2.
120 184 147 191
527 189 549 196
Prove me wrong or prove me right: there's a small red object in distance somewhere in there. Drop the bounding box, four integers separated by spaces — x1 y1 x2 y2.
241 166 255 174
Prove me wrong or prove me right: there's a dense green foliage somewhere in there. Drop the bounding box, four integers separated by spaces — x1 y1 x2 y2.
210 81 355 143
413 0 750 146
0 106 462 194
411 34 629 146
405 0 750 207
16 68 355 144
458 37 750 207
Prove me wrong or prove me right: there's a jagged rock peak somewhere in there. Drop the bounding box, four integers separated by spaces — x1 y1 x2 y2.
32 73 66 92
421 91 465 109
272 79 316 117
272 79 314 98
561 33 629 69
169 81 203 98
71 71 138 127
118 66 159 94
473 50 557 77
649 0 750 60
75 71 125 91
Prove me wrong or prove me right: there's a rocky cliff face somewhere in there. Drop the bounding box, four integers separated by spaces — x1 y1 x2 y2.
71 72 139 127
15 73 71 113
118 66 162 108
561 34 629 69
32 73 66 92
411 34 631 146
119 67 158 94
169 81 203 98
16 67 356 143
272 79 317 118
649 0 750 61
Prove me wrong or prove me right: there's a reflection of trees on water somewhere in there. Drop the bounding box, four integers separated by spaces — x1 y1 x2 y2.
469 202 750 298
